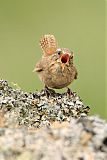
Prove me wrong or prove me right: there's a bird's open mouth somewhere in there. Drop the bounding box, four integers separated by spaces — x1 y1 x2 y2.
61 54 70 63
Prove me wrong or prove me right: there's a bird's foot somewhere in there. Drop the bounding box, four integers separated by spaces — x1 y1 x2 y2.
66 88 74 97
44 86 55 97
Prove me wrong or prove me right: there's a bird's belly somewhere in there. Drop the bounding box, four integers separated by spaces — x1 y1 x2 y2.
43 66 75 89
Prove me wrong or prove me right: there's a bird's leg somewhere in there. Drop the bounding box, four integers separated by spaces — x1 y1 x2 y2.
44 85 50 97
44 85 55 97
66 87 74 97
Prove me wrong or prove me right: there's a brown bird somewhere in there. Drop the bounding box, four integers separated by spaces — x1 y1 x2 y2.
33 34 77 90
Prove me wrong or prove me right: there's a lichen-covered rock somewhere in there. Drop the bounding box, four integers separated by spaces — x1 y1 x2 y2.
0 79 107 160
0 79 89 128
0 117 107 160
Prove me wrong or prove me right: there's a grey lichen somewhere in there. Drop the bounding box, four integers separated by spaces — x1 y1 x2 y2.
0 79 89 128
0 79 107 160
0 116 107 160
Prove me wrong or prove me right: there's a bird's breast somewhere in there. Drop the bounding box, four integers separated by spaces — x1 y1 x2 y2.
42 62 75 89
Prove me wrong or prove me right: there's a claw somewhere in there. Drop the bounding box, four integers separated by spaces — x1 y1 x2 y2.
44 86 55 97
66 88 74 97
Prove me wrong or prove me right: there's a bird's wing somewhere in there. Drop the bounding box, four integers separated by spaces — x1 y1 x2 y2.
39 34 58 56
33 60 44 72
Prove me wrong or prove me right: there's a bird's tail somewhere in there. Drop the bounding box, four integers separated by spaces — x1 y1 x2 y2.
39 34 58 56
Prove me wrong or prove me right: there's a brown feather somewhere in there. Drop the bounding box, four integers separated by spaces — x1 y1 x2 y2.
39 35 57 56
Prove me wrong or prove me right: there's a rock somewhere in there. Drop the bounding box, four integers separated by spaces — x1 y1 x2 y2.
0 79 89 128
0 79 107 160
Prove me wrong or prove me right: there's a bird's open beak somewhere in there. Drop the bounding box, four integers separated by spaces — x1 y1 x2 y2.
61 54 70 64
60 54 70 71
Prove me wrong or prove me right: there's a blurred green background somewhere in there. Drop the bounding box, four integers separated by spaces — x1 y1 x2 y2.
0 0 106 118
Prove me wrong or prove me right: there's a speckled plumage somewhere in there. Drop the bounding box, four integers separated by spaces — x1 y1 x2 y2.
34 35 77 89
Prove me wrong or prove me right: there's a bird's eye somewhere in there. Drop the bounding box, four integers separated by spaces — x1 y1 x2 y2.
57 50 62 55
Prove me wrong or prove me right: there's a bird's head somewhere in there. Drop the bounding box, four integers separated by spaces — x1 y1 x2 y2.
56 48 74 65
39 34 74 66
